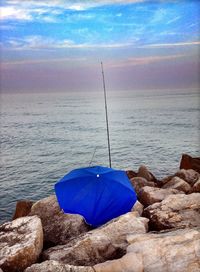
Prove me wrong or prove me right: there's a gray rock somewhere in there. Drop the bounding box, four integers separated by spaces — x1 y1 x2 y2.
30 195 90 245
144 193 200 230
138 186 183 206
130 177 155 194
43 212 148 266
0 216 43 272
25 260 94 272
125 228 200 272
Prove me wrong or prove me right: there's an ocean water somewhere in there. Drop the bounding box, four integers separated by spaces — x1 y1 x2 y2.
0 89 200 223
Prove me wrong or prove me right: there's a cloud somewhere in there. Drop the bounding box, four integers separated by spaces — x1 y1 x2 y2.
1 57 87 68
0 5 56 22
0 6 32 20
4 36 133 50
1 0 147 20
5 0 147 9
143 41 200 48
68 4 86 11
65 0 147 10
1 0 143 22
166 16 181 25
107 54 186 68
4 34 200 52
41 16 58 23
150 8 167 24
0 24 16 30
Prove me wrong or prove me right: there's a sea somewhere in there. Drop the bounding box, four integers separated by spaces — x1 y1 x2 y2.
0 88 200 224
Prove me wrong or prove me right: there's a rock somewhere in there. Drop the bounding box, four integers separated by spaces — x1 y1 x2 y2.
175 169 199 186
94 253 143 272
143 193 200 231
138 186 183 206
162 176 192 193
130 177 156 194
12 200 34 220
125 228 200 272
126 170 137 179
94 228 200 272
160 169 200 188
30 195 90 246
160 174 174 187
137 165 157 183
193 179 200 192
0 216 43 272
180 153 200 173
42 212 148 266
25 260 94 272
131 200 144 215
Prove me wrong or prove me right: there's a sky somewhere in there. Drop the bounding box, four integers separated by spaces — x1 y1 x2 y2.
0 0 199 93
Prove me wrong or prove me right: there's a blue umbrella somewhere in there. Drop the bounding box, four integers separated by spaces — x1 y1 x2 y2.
55 166 137 227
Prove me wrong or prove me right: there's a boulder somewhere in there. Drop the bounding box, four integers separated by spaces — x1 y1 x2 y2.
180 153 200 173
125 228 200 272
126 170 137 179
160 169 200 188
0 216 43 272
42 212 148 266
160 175 174 187
143 193 200 230
131 201 144 216
94 253 143 272
138 186 183 207
30 195 90 246
137 165 157 183
94 228 200 272
175 169 199 186
193 179 200 193
25 261 94 272
162 176 192 193
12 200 34 220
130 177 156 194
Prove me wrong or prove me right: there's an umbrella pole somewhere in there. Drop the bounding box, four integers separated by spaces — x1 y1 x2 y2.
101 62 112 168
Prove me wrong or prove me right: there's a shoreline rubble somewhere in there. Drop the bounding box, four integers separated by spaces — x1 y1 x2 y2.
0 154 200 272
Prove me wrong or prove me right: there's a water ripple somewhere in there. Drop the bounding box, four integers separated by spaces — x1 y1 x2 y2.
0 90 200 223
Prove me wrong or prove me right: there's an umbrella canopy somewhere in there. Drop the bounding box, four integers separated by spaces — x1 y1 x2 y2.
55 165 137 227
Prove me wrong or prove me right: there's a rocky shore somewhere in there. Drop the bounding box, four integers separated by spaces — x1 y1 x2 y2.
0 155 200 272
